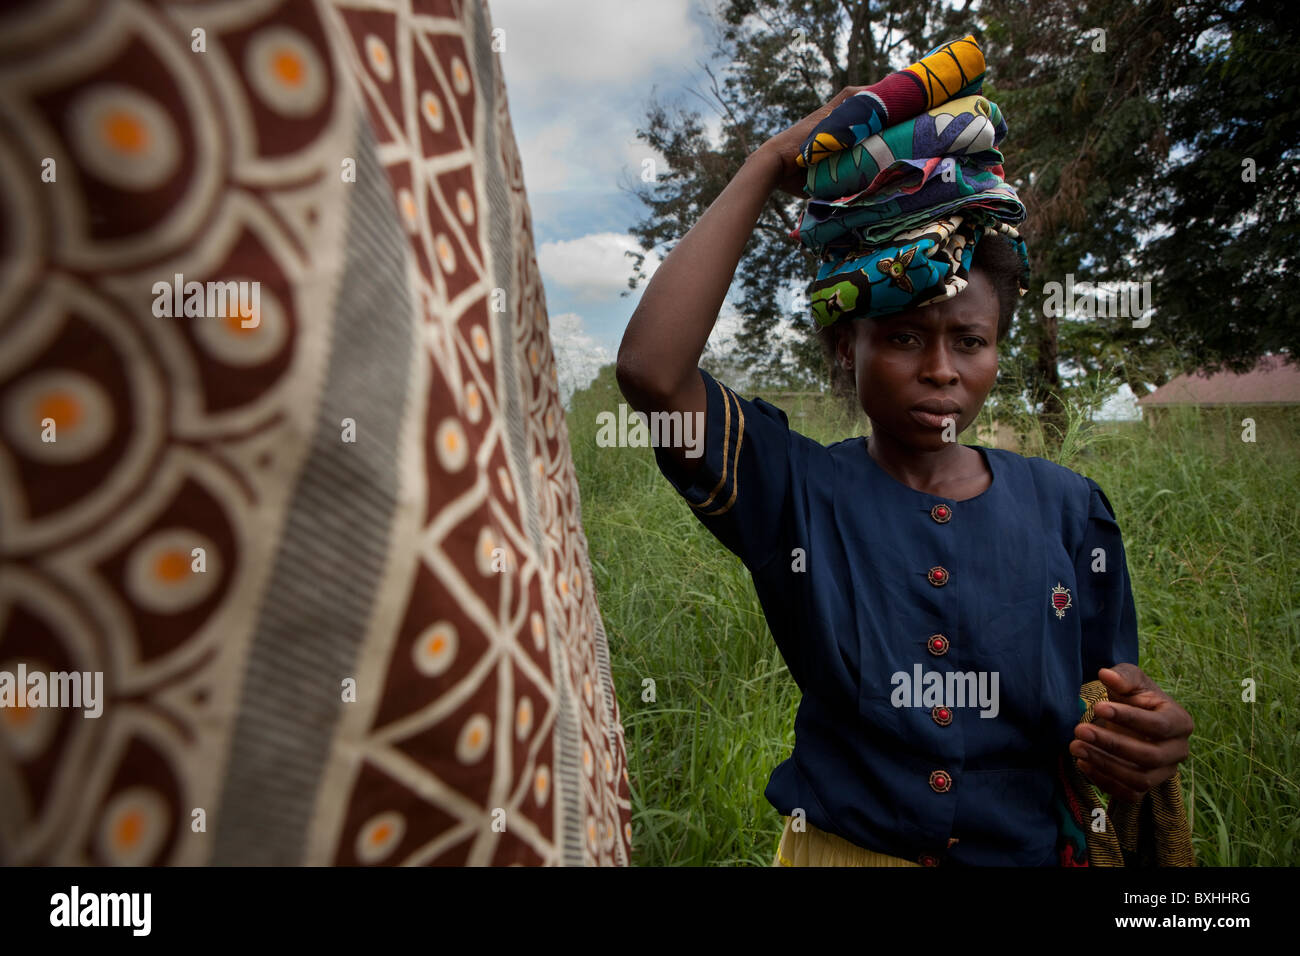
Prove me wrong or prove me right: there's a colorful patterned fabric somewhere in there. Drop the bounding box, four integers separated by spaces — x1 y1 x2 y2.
806 93 1008 200
0 0 631 866
1055 682 1196 867
795 45 1030 328
804 94 1009 201
796 35 985 168
808 215 1028 328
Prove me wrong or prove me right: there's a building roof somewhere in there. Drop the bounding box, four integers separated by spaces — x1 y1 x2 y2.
1136 353 1300 407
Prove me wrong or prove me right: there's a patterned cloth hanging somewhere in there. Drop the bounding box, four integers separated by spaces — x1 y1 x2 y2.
0 0 630 867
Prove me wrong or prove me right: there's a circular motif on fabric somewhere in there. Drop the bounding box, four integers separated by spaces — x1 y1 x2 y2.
464 382 482 424
434 417 468 472
456 713 491 764
190 280 287 367
470 324 490 362
534 764 550 806
476 525 509 575
434 233 456 273
582 740 593 777
97 786 170 865
125 529 221 614
412 621 457 677
364 34 393 82
420 90 445 132
450 56 471 95
515 695 532 740
455 188 474 225
355 811 405 864
529 610 545 651
0 659 59 760
4 369 114 463
246 28 328 117
67 84 181 191
397 188 419 233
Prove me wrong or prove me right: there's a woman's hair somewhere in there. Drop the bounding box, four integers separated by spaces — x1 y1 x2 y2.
815 230 1024 402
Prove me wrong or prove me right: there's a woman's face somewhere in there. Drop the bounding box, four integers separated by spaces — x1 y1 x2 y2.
836 267 1000 451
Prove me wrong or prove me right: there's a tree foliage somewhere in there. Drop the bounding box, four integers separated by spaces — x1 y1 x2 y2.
625 0 1298 420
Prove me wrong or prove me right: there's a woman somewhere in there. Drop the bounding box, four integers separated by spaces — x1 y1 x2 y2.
616 77 1194 866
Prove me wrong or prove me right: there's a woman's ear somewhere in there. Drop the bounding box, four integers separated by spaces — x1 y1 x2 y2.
835 325 854 371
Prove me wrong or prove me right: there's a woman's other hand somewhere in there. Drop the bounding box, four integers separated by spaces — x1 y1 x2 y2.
1070 663 1194 803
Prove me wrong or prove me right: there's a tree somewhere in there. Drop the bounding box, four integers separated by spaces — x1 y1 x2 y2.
625 0 1298 436
625 0 942 389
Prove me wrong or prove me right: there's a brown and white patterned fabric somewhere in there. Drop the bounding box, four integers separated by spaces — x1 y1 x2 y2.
0 0 632 866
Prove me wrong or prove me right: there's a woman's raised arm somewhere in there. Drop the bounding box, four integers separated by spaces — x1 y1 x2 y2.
615 87 866 479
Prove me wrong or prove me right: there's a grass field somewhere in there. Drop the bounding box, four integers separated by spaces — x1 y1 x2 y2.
567 363 1300 866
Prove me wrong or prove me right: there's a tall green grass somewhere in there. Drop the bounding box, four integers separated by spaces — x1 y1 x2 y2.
569 365 1300 866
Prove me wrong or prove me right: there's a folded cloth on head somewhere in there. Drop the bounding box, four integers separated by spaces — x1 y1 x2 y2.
796 96 1026 252
804 94 1009 200
797 35 985 168
799 168 1024 250
807 215 1030 329
794 38 1031 328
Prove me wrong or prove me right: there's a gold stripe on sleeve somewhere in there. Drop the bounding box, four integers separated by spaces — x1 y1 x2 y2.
699 385 745 516
691 375 734 512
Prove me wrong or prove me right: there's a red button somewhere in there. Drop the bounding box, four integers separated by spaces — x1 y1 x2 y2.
928 566 948 586
929 770 952 793
927 634 949 656
918 853 939 867
932 706 952 726
930 504 952 523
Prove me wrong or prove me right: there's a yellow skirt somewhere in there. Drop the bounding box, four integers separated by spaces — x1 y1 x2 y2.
772 815 921 867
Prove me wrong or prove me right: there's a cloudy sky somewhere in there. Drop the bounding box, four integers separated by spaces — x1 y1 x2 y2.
485 0 1142 418
486 0 736 405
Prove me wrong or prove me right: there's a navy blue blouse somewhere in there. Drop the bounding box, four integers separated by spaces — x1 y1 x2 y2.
652 367 1140 866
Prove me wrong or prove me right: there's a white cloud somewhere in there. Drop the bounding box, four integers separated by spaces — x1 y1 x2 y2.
549 312 611 406
488 0 700 89
516 117 581 192
537 232 660 302
490 0 712 194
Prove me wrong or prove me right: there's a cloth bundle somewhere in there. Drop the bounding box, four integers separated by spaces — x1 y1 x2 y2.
793 35 1031 328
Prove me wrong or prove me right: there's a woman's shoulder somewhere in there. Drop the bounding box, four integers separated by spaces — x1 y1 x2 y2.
984 446 1096 510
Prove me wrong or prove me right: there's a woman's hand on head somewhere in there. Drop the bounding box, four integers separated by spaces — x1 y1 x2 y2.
755 85 869 198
